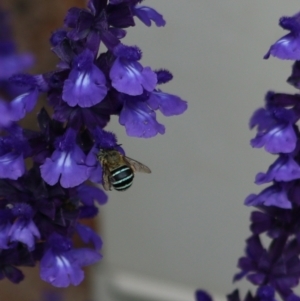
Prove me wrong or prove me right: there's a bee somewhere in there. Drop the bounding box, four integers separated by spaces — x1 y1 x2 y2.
97 149 151 191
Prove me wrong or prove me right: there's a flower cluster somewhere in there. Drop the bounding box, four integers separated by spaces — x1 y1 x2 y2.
195 8 300 301
0 0 187 288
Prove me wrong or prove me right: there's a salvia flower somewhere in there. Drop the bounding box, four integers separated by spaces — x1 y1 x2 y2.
110 44 157 95
40 233 101 287
40 128 90 188
264 12 300 60
0 0 186 288
133 5 166 27
62 49 108 107
197 6 300 301
249 105 297 154
229 7 300 301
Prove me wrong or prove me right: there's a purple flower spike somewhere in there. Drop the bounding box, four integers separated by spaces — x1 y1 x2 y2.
110 45 157 95
235 236 300 298
40 233 102 287
40 129 89 188
147 90 188 116
62 49 107 107
250 107 297 154
119 96 165 138
134 6 166 27
255 154 300 184
245 183 292 209
264 12 300 60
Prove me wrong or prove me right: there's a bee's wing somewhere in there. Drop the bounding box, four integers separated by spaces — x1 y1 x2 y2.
124 156 151 173
102 166 112 191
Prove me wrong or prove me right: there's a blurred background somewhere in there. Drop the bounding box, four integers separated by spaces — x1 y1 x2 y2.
2 1 300 301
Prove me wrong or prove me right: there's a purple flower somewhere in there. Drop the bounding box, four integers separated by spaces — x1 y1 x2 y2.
40 233 102 287
0 127 29 180
249 106 297 154
147 90 188 116
255 154 300 184
8 203 40 251
24 108 66 165
40 129 90 188
9 74 39 121
133 5 166 27
119 94 165 138
52 99 111 131
106 2 135 28
245 182 292 209
64 0 133 53
264 91 300 107
110 44 157 95
76 223 103 250
86 145 103 183
76 184 108 206
62 49 108 108
265 12 300 60
250 207 300 238
235 236 300 299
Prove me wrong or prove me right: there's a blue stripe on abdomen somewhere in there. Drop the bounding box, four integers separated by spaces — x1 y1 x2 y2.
111 166 134 191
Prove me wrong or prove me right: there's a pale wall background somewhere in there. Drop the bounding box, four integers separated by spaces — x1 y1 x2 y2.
94 0 300 299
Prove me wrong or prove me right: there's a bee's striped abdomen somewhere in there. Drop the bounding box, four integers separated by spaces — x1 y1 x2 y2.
111 165 134 191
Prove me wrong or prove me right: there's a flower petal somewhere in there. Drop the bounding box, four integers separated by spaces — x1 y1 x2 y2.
0 153 25 180
40 250 84 287
62 50 107 107
119 98 165 138
245 184 292 209
110 58 157 95
147 90 187 116
134 6 166 27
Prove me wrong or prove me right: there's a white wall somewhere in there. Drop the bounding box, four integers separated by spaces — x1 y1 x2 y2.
95 0 300 298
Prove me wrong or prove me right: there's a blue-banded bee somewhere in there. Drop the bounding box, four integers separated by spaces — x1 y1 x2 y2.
97 149 151 191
